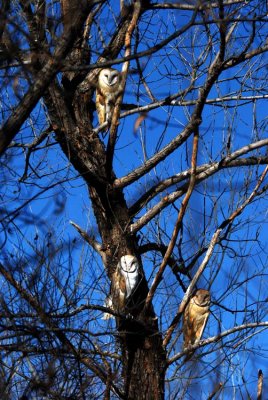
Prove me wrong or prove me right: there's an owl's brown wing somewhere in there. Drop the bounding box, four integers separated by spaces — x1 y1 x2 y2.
183 302 195 349
96 90 106 125
195 310 209 342
111 268 126 312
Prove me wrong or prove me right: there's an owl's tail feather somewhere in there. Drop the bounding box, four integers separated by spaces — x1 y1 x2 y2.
102 296 115 320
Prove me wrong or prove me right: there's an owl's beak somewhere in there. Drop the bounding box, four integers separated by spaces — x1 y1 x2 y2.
108 76 117 86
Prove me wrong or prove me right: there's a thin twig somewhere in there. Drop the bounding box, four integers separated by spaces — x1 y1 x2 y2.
207 383 224 400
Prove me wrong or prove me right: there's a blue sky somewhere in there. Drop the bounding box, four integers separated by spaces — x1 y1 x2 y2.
0 1 268 398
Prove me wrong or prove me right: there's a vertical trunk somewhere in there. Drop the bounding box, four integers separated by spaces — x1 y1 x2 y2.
122 320 166 400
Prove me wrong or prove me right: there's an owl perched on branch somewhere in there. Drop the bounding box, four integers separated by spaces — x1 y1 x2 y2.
183 289 210 359
95 68 123 126
102 255 139 320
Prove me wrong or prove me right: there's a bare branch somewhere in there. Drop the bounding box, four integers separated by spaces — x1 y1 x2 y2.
150 1 245 11
0 1 96 156
207 383 224 400
0 261 124 397
167 321 268 365
129 139 268 231
69 220 107 265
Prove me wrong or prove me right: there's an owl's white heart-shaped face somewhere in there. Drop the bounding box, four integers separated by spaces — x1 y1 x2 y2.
99 68 120 87
120 255 139 273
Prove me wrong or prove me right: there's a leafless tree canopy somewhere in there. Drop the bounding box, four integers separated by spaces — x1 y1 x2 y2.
0 0 267 398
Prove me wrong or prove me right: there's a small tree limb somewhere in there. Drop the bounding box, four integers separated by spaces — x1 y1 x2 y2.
70 220 107 265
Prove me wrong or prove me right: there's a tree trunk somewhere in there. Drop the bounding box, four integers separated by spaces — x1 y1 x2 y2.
40 2 167 396
121 323 166 400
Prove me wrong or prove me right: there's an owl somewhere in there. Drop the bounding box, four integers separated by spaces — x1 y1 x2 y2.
183 289 210 358
102 255 139 320
95 68 123 126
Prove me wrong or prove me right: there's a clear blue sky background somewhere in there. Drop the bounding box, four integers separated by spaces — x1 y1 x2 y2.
0 1 267 397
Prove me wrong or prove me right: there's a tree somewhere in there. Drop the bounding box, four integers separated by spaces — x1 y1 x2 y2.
0 0 267 398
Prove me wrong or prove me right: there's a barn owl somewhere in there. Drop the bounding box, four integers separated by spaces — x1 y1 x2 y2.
102 255 139 320
183 289 210 358
96 68 123 125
